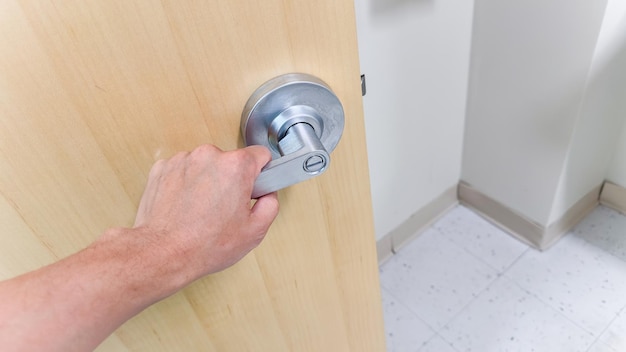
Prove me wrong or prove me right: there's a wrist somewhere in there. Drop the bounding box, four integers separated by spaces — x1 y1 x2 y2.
94 227 193 306
0 227 195 352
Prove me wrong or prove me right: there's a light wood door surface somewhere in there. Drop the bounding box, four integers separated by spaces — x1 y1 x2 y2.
0 1 385 351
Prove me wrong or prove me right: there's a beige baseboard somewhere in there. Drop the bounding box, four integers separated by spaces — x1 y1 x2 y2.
600 181 626 215
377 180 606 260
458 181 600 250
376 185 458 264
376 234 393 264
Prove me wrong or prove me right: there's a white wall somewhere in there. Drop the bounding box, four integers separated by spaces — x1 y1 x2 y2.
608 121 626 188
603 2 626 190
354 0 474 239
462 0 607 227
551 1 626 222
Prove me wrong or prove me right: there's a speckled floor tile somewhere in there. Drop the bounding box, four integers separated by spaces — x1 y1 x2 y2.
598 309 626 351
381 205 626 352
417 335 458 352
432 205 530 272
440 276 595 352
505 234 626 336
379 228 497 330
381 287 435 352
587 340 620 352
573 205 626 262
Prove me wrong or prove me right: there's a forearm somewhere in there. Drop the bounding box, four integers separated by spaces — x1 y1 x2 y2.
0 145 278 351
0 227 188 352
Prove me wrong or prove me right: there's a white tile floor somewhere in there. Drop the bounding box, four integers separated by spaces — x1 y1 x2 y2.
380 205 626 352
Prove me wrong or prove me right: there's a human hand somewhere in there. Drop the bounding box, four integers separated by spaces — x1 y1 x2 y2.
0 144 279 351
132 144 279 281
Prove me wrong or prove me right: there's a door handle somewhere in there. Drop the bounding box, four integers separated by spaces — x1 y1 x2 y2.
241 73 344 198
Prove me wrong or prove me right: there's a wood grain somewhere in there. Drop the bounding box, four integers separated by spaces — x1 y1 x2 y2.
0 0 385 350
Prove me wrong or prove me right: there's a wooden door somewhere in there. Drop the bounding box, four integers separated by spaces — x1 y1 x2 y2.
0 1 385 351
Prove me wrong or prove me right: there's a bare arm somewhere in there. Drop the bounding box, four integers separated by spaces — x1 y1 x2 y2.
0 144 279 352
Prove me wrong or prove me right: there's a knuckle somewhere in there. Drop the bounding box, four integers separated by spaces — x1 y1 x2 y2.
167 152 189 170
265 195 280 215
148 159 166 177
231 149 256 170
152 158 166 169
253 144 271 157
191 144 220 159
199 143 221 153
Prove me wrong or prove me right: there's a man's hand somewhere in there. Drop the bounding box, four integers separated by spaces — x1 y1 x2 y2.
0 144 279 352
133 144 279 278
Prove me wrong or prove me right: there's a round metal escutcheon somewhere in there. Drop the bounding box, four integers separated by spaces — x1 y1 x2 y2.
241 73 345 159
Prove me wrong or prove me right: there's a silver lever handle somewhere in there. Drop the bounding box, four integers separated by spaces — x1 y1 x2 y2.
241 73 344 198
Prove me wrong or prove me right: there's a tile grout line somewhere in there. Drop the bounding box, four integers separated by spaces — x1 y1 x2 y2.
432 270 504 346
583 304 626 352
380 230 501 351
421 332 463 352
383 205 626 352
380 226 503 352
378 285 439 342
503 273 599 347
497 239 600 341
397 226 516 338
479 228 617 348
432 217 533 276
501 232 626 349
436 241 596 351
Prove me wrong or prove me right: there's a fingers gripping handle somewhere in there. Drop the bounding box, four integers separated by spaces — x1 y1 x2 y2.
252 123 330 198
241 73 344 198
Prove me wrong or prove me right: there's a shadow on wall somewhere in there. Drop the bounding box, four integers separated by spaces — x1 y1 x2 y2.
586 4 626 87
462 0 623 227
369 0 433 18
550 7 626 220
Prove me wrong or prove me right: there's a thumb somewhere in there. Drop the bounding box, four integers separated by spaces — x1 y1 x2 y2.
243 145 272 175
250 192 280 233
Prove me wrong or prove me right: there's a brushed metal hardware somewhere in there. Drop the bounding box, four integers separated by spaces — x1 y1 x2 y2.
241 73 344 198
